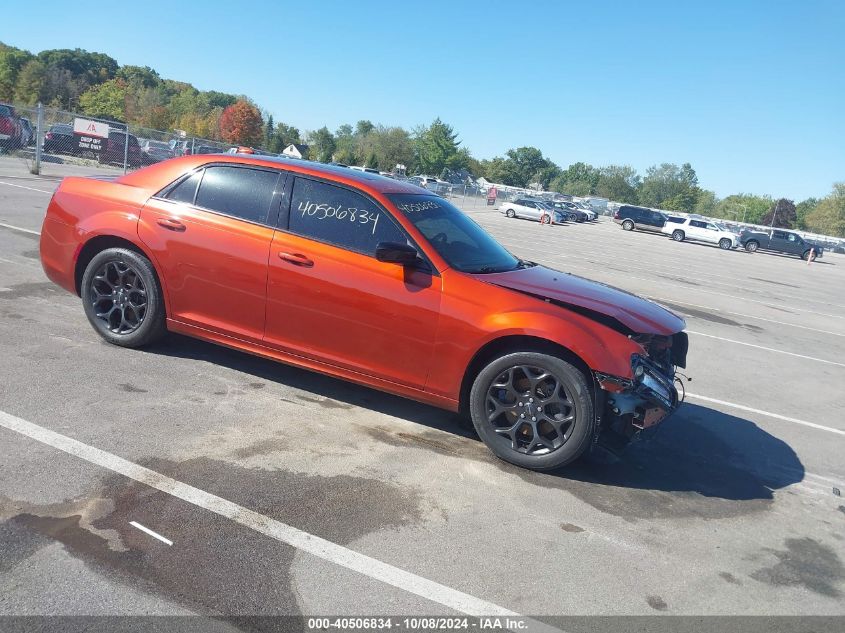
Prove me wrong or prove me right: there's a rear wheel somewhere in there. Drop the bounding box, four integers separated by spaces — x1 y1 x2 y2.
469 352 594 471
672 230 685 242
745 240 759 253
81 247 166 348
505 209 515 218
719 238 732 250
622 219 634 231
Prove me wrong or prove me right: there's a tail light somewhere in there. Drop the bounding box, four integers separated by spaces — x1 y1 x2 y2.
45 132 53 140
613 210 620 219
0 118 12 134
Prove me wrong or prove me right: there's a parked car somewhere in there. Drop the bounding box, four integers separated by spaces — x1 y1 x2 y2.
169 139 192 156
39 155 688 471
548 201 587 222
572 202 598 221
141 140 175 165
19 117 35 147
501 198 565 224
350 166 380 174
98 131 143 167
0 103 23 150
194 145 222 155
42 123 77 155
613 205 666 232
739 229 824 260
662 217 738 250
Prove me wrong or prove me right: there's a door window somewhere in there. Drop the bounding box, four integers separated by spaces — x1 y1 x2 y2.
194 166 280 225
288 177 406 256
690 220 708 228
787 234 798 242
773 231 788 240
165 171 203 205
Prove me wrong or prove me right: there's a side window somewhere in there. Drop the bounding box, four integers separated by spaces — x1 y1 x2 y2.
690 220 706 228
787 234 797 242
194 166 279 224
705 223 717 231
165 170 203 204
288 177 407 256
772 231 787 240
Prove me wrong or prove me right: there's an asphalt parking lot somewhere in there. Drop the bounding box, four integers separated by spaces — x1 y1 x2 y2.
1 173 844 626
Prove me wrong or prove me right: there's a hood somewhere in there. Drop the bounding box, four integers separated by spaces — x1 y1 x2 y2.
473 265 686 335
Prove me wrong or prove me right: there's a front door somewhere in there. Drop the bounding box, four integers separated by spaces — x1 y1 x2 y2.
138 164 283 341
264 176 441 389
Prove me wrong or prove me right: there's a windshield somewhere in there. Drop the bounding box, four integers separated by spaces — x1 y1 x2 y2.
389 194 521 273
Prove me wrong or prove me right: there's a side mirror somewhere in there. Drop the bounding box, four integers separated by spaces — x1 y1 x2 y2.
376 241 419 265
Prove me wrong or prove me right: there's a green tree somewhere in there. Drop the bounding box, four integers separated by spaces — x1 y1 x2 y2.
334 123 358 164
308 126 336 162
693 189 719 216
0 44 34 100
715 194 772 224
550 161 598 195
78 79 127 121
13 59 46 104
804 184 845 237
594 165 640 203
270 122 301 153
116 65 160 89
355 120 375 137
795 197 819 229
414 118 465 175
639 163 700 210
264 113 274 147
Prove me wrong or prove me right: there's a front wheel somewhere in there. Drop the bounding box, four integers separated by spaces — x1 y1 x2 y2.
469 352 594 471
719 238 732 250
81 247 167 348
672 230 685 242
622 219 634 231
505 209 515 218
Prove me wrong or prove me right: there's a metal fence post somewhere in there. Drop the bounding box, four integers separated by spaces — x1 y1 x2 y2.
32 103 44 175
123 124 130 174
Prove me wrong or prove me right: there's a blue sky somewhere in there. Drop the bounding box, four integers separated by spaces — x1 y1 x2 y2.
3 0 843 199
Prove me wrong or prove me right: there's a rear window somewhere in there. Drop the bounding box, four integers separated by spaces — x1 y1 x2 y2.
0 105 12 117
194 166 279 224
667 217 685 223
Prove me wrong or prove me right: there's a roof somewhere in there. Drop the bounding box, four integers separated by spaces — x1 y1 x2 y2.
118 153 430 195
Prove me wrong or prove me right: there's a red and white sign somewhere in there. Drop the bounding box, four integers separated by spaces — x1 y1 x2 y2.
73 118 110 139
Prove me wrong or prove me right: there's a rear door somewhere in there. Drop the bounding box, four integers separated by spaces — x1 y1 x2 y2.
138 164 283 342
770 230 790 253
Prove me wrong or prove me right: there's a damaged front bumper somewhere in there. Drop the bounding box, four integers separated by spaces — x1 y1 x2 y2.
593 354 682 453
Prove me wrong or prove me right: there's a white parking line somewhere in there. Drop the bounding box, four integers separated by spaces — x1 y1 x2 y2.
0 221 40 236
685 393 845 436
686 330 845 367
0 180 54 194
0 409 521 619
129 520 173 546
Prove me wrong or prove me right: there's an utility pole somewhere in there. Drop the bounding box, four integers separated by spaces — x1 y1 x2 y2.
769 199 779 234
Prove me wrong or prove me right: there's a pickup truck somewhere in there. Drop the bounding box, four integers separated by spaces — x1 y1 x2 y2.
739 229 824 260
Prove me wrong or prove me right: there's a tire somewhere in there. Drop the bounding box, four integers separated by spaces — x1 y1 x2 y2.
719 238 732 250
622 219 634 231
81 247 167 348
540 214 551 225
505 209 515 218
801 250 811 261
745 241 759 253
672 230 685 242
469 352 595 471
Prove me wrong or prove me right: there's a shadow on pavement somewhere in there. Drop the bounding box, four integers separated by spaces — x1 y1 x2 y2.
148 334 804 515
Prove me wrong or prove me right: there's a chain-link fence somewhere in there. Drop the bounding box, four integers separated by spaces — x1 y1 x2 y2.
0 102 243 178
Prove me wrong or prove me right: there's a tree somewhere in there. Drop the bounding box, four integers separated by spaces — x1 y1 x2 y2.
219 100 263 146
269 122 301 153
13 60 46 104
78 79 127 121
594 165 640 203
693 189 719 216
550 161 597 195
334 123 358 165
264 113 274 147
308 126 336 162
715 194 772 224
795 198 819 229
116 65 160 89
639 163 700 210
0 45 34 100
804 184 845 237
355 120 375 137
760 198 797 228
414 118 465 176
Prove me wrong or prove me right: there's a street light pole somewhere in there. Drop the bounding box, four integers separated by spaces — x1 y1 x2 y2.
769 199 780 234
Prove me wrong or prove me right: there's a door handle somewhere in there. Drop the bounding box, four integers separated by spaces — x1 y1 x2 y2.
156 218 186 232
278 252 314 267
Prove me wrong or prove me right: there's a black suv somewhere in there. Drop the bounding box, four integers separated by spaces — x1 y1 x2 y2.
739 229 824 260
613 205 666 233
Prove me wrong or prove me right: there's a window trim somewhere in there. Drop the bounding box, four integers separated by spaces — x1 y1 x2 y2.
280 173 439 275
153 162 286 229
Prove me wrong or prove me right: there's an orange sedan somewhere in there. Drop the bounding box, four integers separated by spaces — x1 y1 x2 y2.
39 155 687 470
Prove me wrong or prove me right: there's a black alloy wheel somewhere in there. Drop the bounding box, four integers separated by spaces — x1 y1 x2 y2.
470 352 594 470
